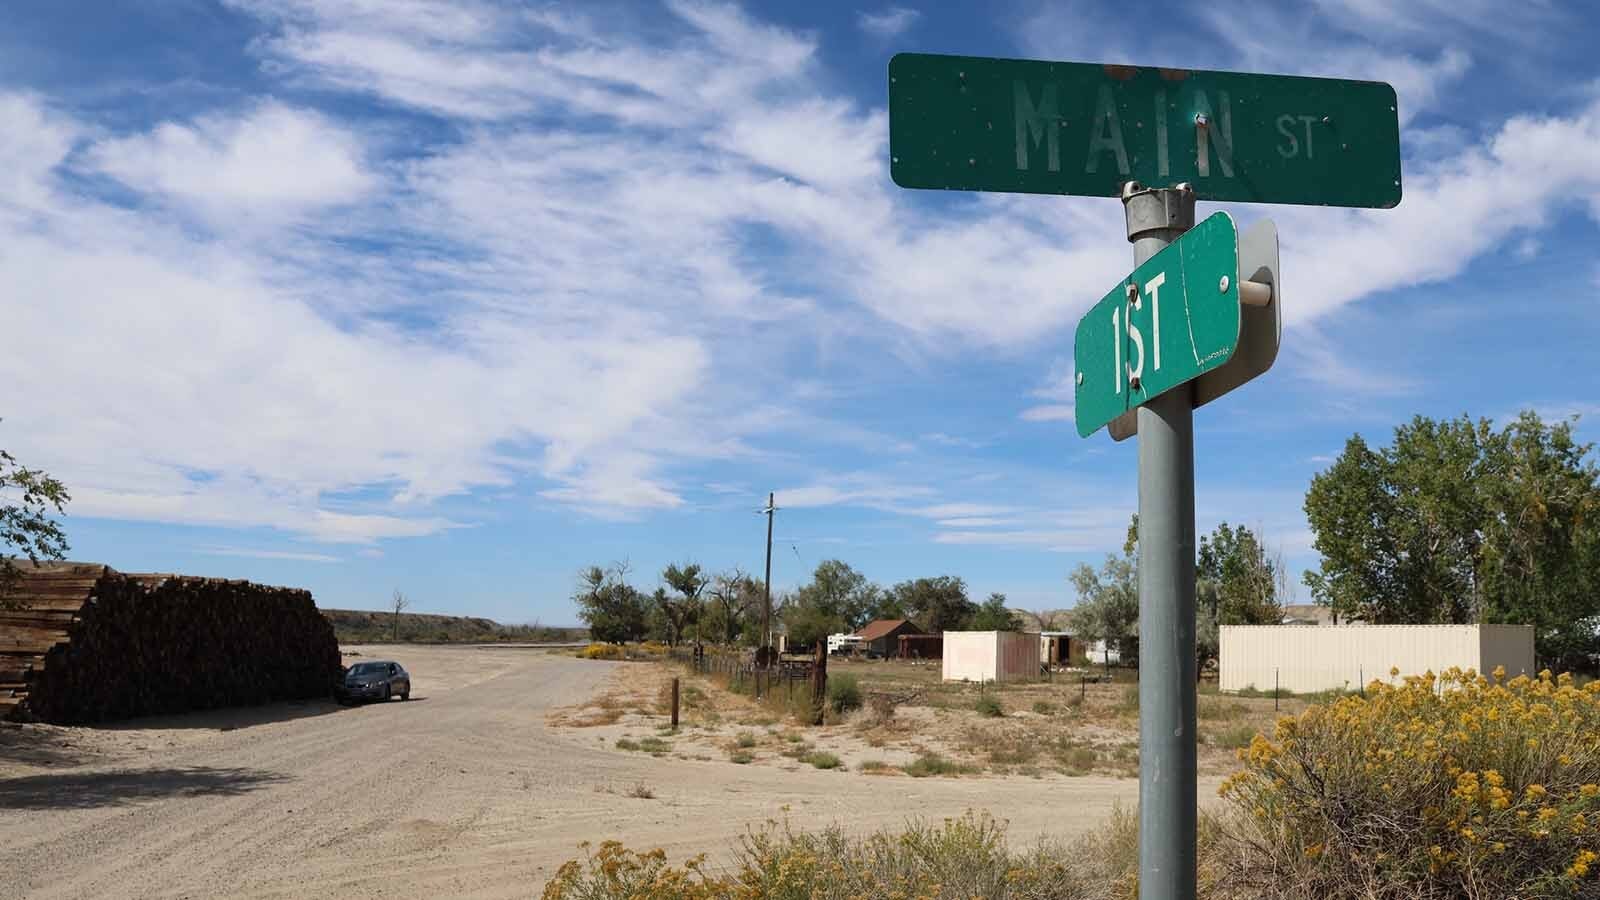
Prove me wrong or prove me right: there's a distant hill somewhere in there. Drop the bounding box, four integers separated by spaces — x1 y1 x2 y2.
322 608 587 644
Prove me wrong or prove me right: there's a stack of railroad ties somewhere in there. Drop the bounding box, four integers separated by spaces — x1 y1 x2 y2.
0 561 341 724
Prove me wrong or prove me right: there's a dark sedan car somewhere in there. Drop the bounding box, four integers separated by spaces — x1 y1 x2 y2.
335 660 411 704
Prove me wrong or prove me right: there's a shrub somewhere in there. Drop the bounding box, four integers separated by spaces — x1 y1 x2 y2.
637 737 671 755
974 695 1004 717
578 642 626 660
1033 700 1057 716
728 750 753 765
858 759 891 773
735 731 757 748
1210 724 1257 750
1117 684 1140 713
803 751 842 770
903 753 977 778
866 692 898 723
1217 667 1600 898
827 674 862 715
541 810 1145 900
614 738 640 751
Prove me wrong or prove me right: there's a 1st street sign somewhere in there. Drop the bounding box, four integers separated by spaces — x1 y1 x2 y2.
1075 211 1281 438
889 52 1401 208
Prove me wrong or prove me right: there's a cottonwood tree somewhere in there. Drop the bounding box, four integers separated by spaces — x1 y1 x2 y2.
969 592 1023 630
1305 411 1600 667
573 563 649 644
783 560 882 646
660 562 708 646
705 569 761 645
0 438 71 610
888 575 976 633
1067 516 1139 667
1196 522 1284 663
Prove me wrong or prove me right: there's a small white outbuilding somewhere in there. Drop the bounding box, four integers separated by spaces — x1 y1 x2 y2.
1219 624 1536 695
942 630 1041 683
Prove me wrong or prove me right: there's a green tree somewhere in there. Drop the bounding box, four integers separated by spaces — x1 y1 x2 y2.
572 563 648 644
659 562 707 646
792 560 881 630
888 575 976 633
1305 412 1600 664
0 441 71 610
1067 516 1139 667
1476 412 1600 669
969 592 1023 630
1196 522 1283 662
704 569 762 645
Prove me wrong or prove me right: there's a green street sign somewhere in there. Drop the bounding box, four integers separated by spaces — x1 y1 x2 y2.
889 52 1401 208
1075 211 1245 438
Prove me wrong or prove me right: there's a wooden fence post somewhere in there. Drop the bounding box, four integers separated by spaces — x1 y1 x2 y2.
671 677 680 729
810 642 828 725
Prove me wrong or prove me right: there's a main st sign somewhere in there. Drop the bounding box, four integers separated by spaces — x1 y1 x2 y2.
889 52 1402 208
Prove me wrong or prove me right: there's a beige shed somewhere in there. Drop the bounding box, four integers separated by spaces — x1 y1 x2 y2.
1219 624 1536 695
941 630 1041 683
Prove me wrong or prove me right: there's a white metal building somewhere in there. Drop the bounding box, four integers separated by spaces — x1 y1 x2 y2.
1219 624 1536 695
942 630 1041 683
826 632 863 655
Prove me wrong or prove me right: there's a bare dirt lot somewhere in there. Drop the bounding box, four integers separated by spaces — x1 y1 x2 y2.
0 646 1187 899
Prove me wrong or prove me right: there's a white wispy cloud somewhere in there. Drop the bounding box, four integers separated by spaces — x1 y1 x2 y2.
857 6 920 38
87 101 373 224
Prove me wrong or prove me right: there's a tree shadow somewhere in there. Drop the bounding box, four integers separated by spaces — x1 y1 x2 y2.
0 723 96 769
90 697 346 732
0 766 288 810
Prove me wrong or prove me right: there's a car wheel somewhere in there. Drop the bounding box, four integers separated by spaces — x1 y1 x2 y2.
401 688 410 701
383 684 392 702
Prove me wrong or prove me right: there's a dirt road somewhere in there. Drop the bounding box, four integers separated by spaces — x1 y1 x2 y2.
0 646 1175 899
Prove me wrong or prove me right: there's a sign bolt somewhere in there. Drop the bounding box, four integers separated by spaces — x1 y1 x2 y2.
1129 375 1142 391
1076 371 1084 386
1218 275 1230 293
1194 112 1209 128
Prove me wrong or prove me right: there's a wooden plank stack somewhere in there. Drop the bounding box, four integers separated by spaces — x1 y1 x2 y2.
0 561 342 724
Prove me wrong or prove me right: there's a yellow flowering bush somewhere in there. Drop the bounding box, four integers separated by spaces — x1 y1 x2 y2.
577 642 627 660
1217 667 1600 898
543 811 1148 900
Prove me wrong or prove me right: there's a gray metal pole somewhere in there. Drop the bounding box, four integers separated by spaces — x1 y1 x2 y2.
1123 182 1197 900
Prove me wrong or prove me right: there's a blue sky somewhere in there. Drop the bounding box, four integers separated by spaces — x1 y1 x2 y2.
3 0 1598 625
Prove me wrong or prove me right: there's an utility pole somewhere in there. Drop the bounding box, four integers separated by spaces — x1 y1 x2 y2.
1125 181 1197 900
760 492 776 666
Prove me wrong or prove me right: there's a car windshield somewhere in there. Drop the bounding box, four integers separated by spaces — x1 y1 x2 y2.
348 663 390 676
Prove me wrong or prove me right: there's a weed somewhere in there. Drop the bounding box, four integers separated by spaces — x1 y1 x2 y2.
614 738 641 751
637 736 671 755
1116 685 1140 714
1031 700 1056 716
903 753 977 778
625 782 654 799
857 759 891 773
974 695 1004 718
735 731 757 748
1196 697 1248 721
827 675 863 714
729 750 754 765
803 751 843 770
1211 723 1256 749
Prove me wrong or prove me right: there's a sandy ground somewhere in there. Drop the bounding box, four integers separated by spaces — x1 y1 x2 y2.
0 645 1202 899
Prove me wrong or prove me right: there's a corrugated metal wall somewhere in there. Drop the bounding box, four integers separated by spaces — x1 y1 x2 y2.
1219 625 1537 694
995 631 1040 681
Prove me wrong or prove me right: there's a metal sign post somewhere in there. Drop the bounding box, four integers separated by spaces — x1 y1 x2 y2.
887 50 1398 900
1124 183 1198 899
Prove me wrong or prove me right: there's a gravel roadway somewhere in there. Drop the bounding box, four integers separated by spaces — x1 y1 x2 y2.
0 645 1172 899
